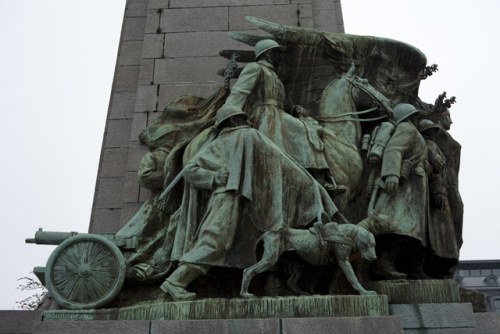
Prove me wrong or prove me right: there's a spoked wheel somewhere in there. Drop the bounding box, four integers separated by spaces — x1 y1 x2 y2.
45 234 126 310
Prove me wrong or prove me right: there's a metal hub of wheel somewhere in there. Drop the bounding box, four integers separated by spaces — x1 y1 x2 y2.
45 234 126 310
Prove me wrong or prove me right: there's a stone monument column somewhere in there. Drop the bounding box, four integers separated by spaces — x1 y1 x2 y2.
89 0 344 233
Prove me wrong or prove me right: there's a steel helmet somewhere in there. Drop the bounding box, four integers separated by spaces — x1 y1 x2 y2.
254 39 282 60
393 103 420 124
417 119 440 133
215 105 247 127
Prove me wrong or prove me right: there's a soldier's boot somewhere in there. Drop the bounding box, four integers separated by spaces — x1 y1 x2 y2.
371 251 406 280
160 264 201 301
406 250 432 280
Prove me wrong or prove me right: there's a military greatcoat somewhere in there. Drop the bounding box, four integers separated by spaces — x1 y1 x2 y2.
223 59 329 170
372 121 429 244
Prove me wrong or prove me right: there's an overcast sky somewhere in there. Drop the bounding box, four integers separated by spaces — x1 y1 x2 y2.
0 0 498 309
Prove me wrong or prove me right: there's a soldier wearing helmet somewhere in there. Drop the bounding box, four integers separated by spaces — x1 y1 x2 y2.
221 38 339 193
254 39 283 67
160 103 339 301
418 118 460 278
393 103 420 124
214 104 248 128
370 103 431 280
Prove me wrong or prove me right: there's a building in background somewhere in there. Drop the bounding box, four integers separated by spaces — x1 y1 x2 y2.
455 260 500 313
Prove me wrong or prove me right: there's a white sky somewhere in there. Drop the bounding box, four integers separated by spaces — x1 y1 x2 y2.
0 0 498 309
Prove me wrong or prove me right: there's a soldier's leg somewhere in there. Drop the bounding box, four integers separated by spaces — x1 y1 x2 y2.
160 263 207 301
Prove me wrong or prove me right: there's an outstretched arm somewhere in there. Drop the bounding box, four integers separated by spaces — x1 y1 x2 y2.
223 62 261 110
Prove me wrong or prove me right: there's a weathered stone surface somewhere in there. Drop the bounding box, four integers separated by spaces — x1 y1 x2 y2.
138 59 155 85
104 119 133 148
130 112 148 141
118 41 143 66
158 82 223 109
134 85 158 112
109 92 136 120
164 31 248 58
230 0 290 5
145 10 161 34
28 315 500 334
148 0 170 9
169 0 296 7
297 4 313 28
154 57 227 84
95 177 125 209
113 65 140 93
311 0 343 32
169 0 230 7
122 17 147 41
404 330 477 334
142 34 164 59
125 0 148 17
122 171 140 203
89 208 122 234
151 318 280 334
33 320 150 334
474 312 500 334
390 303 475 330
42 295 389 320
0 311 36 334
372 280 461 304
100 148 129 178
281 316 403 334
229 5 300 30
161 8 229 33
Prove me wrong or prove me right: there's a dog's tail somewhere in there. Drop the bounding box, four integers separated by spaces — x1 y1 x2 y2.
356 212 392 234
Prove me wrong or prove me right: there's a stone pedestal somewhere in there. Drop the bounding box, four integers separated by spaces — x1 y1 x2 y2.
3 284 500 333
30 283 499 333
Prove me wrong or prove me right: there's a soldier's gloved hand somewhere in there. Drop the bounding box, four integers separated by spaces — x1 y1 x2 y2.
434 193 447 210
385 175 399 195
215 168 229 186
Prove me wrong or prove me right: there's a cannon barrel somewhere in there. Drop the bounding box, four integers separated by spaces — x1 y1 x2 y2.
25 228 82 245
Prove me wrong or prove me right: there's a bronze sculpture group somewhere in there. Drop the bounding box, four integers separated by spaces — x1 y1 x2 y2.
27 17 463 309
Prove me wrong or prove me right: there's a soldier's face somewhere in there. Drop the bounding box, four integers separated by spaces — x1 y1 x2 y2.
441 110 452 130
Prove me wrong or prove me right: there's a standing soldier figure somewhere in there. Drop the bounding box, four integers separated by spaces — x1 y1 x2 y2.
369 103 430 280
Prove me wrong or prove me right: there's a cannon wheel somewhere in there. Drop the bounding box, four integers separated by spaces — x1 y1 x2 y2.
45 234 126 310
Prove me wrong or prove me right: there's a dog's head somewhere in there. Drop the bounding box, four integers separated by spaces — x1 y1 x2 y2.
355 227 377 262
320 223 377 262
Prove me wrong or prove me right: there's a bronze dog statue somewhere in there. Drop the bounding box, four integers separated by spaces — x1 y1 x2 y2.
240 221 377 297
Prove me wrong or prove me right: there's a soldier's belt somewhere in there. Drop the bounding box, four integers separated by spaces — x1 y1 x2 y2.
252 99 284 110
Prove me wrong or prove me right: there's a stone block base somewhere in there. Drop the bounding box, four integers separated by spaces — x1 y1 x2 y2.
30 316 404 334
3 306 500 333
390 303 500 334
0 311 37 334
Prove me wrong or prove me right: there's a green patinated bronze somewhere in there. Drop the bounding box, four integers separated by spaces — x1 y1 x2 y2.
371 279 460 304
27 15 464 314
42 295 389 321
